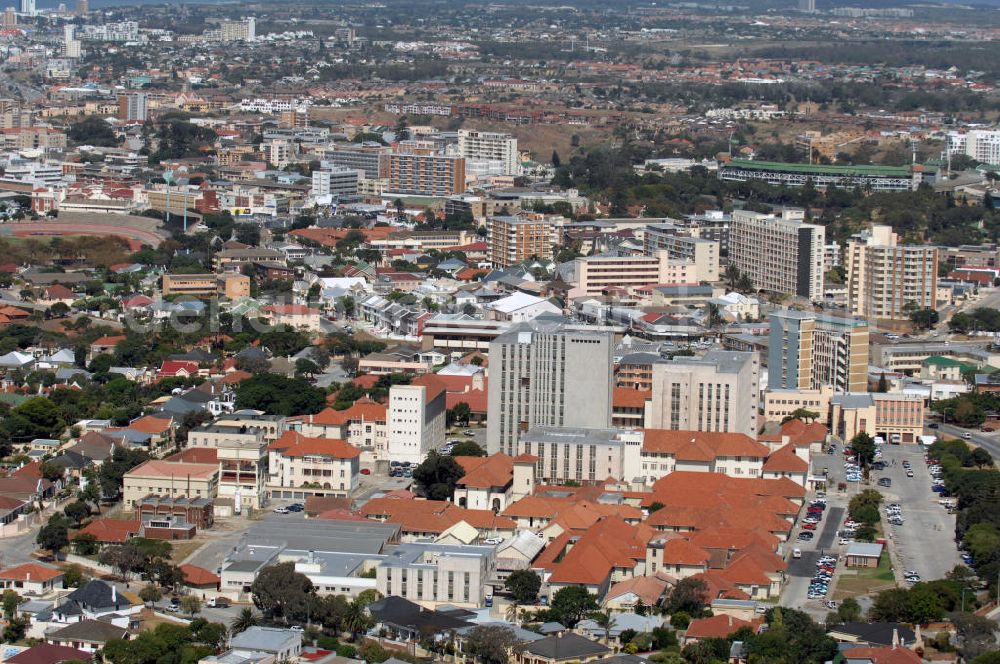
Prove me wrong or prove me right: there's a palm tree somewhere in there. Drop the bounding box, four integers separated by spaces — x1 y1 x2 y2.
231 607 260 634
505 601 520 625
589 609 617 646
343 599 373 641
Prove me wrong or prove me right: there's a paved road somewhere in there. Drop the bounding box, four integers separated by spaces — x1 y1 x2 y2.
937 423 1000 461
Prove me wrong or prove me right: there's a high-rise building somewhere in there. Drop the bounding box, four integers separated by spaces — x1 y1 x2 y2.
730 209 826 302
572 250 696 296
768 310 869 394
486 321 614 456
325 144 390 179
487 215 555 268
643 224 720 282
63 25 81 58
385 151 466 197
386 375 446 465
311 167 358 199
798 0 816 11
117 92 147 122
644 350 760 437
220 17 255 41
457 129 521 176
845 224 938 322
947 130 1000 167
1 7 16 25
18 0 33 16
74 0 87 15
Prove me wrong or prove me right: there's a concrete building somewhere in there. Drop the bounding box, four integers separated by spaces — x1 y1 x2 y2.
161 273 250 299
518 426 643 485
762 386 835 422
376 542 497 609
311 167 358 199
845 225 939 322
487 321 614 456
645 351 759 437
643 225 720 282
730 209 825 302
19 0 34 16
268 431 361 498
324 144 390 179
123 460 219 507
457 129 521 176
387 375 447 465
769 310 869 393
117 92 147 122
220 17 255 41
948 130 1000 167
488 215 555 268
829 392 925 444
572 250 696 297
385 151 466 197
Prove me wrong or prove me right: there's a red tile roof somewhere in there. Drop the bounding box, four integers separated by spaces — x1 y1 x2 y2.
180 563 220 586
359 495 515 534
685 614 757 640
165 448 218 464
641 429 769 460
613 387 651 409
7 644 91 664
75 518 140 544
456 454 513 489
270 431 360 459
842 647 922 664
0 563 63 582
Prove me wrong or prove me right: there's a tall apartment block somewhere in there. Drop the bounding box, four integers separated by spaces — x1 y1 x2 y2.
117 92 148 122
488 215 555 268
311 166 359 199
730 209 825 302
325 144 390 179
385 148 466 197
487 321 614 455
220 17 255 41
457 129 521 176
845 225 938 321
573 250 695 296
642 223 720 282
644 350 760 437
769 310 869 393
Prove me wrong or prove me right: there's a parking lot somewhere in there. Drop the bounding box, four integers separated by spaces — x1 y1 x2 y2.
872 444 962 582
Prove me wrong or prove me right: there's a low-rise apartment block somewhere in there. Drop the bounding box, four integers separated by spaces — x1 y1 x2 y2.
571 250 696 297
643 224 720 282
161 273 250 299
268 431 361 497
123 460 219 507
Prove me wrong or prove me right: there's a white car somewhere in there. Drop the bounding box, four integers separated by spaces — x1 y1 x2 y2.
483 537 503 545
839 538 853 545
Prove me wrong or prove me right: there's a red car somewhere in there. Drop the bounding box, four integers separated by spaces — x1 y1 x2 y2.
360 468 371 475
802 522 817 530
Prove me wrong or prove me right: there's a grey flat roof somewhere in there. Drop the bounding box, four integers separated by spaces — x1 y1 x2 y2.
846 542 883 557
244 518 399 555
521 426 623 447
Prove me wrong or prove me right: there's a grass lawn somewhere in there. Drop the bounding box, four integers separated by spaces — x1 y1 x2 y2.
169 539 204 563
833 555 896 599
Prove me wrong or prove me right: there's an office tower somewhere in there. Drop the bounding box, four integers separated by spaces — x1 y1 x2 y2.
325 144 390 179
74 0 87 15
311 167 358 199
487 214 554 268
245 16 255 39
645 350 760 437
385 151 466 197
487 321 614 455
769 310 869 394
457 129 521 176
643 223 720 282
730 209 826 302
387 375 446 465
18 0 33 16
1 7 16 25
117 92 147 122
845 224 938 322
220 17 255 41
798 0 815 11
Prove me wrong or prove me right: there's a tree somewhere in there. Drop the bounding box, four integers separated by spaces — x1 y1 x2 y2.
450 440 485 457
910 308 940 330
551 150 561 168
665 577 709 615
37 518 69 559
343 598 374 640
464 624 519 664
63 563 85 588
836 597 862 623
3 397 66 443
139 584 163 607
412 451 465 501
251 562 315 622
448 402 472 427
953 611 998 659
781 408 820 424
971 447 994 468
231 607 260 634
179 594 201 617
876 372 889 393
2 590 19 621
340 356 359 376
63 500 90 525
548 585 598 627
235 373 326 416
505 570 541 604
99 543 146 581
589 608 617 644
849 432 877 469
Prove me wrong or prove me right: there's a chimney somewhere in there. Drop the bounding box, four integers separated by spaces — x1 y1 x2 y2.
26 572 30 582
891 628 900 649
111 584 117 605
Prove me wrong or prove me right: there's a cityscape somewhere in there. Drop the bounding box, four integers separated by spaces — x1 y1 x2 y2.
1 0 1000 663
